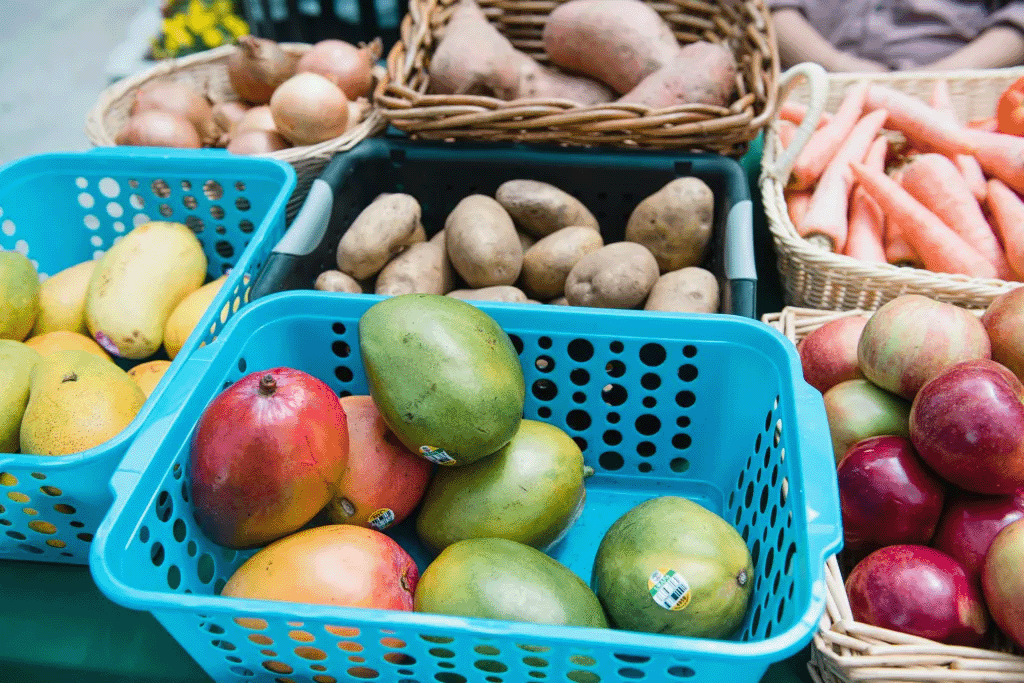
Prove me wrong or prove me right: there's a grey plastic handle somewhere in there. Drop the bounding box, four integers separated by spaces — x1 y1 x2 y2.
273 178 335 257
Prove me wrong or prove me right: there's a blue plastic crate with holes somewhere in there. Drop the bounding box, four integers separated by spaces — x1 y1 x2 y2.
0 147 295 565
89 290 841 683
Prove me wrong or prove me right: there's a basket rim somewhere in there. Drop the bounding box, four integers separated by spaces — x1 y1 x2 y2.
373 0 781 151
759 66 1024 310
85 43 389 162
0 147 296 471
90 289 839 665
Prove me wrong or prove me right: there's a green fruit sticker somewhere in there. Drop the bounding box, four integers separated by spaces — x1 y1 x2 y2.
419 445 456 465
367 508 395 531
648 568 691 611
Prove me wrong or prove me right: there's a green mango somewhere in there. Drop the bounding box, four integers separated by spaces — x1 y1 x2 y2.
0 251 40 341
416 419 587 553
358 294 525 467
592 496 754 639
415 537 608 628
0 340 42 452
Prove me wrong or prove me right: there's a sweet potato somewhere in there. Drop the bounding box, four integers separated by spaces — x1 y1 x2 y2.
429 0 613 104
428 0 532 99
618 41 736 109
542 0 681 94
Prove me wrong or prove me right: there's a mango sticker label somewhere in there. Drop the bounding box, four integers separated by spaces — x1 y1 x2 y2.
367 508 395 531
648 568 691 611
419 445 456 465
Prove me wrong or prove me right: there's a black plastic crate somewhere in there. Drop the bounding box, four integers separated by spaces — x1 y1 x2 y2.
250 136 758 317
239 0 404 46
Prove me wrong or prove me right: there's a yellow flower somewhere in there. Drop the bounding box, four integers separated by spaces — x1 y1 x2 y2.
185 1 217 33
221 14 249 38
211 0 235 16
202 27 225 47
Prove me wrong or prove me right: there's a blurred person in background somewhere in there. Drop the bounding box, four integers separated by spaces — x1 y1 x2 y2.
770 0 1024 72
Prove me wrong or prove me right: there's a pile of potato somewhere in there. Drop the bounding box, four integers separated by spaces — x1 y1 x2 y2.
314 178 722 314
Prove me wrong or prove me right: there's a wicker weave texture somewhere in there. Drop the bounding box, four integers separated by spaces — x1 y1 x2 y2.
375 0 780 155
761 66 1024 312
85 43 387 221
762 306 1024 683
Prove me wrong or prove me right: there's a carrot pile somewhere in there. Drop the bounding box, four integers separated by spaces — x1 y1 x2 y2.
780 79 1024 281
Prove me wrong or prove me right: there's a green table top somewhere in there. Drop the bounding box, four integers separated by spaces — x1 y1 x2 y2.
0 134 806 683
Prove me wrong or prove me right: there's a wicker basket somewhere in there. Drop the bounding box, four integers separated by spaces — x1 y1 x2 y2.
760 63 1024 312
373 0 780 155
762 306 1024 683
85 43 388 221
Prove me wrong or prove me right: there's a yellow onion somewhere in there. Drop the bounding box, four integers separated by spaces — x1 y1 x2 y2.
270 73 349 147
296 37 382 100
116 110 202 148
131 82 219 146
227 36 298 105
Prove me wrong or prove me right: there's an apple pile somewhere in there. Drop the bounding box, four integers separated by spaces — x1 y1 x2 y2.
797 290 1024 650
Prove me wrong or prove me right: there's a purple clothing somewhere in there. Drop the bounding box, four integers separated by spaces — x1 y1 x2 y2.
768 0 1024 69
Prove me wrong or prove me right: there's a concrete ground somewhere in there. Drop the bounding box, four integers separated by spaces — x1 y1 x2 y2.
0 0 159 165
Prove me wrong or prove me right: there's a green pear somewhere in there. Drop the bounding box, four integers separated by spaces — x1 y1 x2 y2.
0 251 40 341
21 350 146 456
0 340 42 452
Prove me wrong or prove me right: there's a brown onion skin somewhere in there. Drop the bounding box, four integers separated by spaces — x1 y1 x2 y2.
227 35 298 105
115 110 202 148
226 129 292 155
270 73 349 146
131 82 219 146
231 105 278 136
212 100 251 134
296 37 382 100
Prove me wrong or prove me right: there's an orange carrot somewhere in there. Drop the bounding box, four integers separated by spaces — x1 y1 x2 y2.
777 120 798 150
968 116 999 132
844 136 889 262
900 153 1013 279
929 80 988 202
961 129 1024 195
985 179 1024 280
850 162 997 278
883 167 921 266
789 81 869 191
864 85 975 157
799 109 889 251
779 101 832 128
785 189 812 228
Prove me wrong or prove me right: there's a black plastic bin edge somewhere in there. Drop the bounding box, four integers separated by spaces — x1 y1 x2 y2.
249 137 757 318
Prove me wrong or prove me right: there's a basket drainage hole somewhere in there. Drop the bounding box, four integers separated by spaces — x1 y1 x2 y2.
682 345 697 358
532 380 557 401
156 490 173 521
508 335 524 355
670 457 689 473
77 533 93 542
618 668 645 679
18 543 44 554
668 666 696 678
151 542 165 566
606 360 626 378
568 339 594 362
6 531 27 540
639 343 666 366
678 364 698 382
598 452 624 471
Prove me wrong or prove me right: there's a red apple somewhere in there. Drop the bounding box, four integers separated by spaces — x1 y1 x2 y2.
838 436 946 550
932 490 1024 587
910 359 1024 495
823 378 911 463
323 395 434 531
798 314 869 393
858 294 991 399
982 518 1024 649
982 286 1024 384
846 544 989 647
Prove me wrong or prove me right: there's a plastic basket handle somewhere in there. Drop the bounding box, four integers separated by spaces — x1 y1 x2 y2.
87 146 232 159
793 379 844 566
761 62 830 185
248 159 346 300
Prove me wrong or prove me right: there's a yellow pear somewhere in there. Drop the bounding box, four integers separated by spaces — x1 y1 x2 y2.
20 350 146 456
25 330 112 362
164 275 228 359
30 259 97 336
0 251 40 341
128 359 172 398
0 340 42 452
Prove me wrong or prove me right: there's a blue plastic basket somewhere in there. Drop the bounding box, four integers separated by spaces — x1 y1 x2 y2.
90 291 841 683
0 147 295 564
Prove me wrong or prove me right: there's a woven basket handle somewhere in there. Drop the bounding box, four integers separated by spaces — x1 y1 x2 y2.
763 62 829 184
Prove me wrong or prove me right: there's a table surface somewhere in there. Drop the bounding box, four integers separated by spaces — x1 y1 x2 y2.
0 135 807 683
